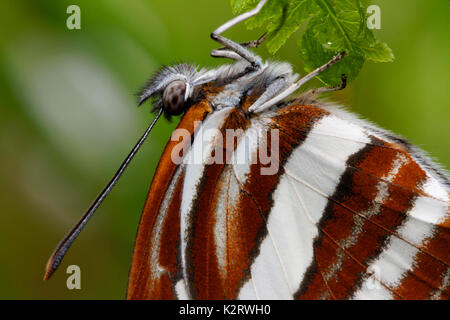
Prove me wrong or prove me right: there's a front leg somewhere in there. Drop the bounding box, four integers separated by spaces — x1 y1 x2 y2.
249 52 347 114
210 0 267 68
211 33 267 61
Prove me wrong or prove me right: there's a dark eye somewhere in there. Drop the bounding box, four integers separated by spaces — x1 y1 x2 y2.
162 80 187 115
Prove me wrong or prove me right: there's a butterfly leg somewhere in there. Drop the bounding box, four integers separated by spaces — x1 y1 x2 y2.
246 73 299 112
238 33 267 49
211 33 267 60
211 0 267 68
310 74 347 95
211 34 266 60
293 74 347 105
249 51 347 113
210 49 242 61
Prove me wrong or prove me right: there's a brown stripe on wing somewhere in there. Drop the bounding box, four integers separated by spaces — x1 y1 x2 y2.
158 170 184 291
294 143 378 300
127 100 211 300
184 107 250 299
135 170 186 299
230 104 329 296
394 219 450 299
185 103 328 299
295 137 428 300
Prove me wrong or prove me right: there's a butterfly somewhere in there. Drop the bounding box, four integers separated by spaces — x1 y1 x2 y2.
44 0 449 300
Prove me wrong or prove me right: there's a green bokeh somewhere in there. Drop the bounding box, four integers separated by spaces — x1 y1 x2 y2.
0 0 448 299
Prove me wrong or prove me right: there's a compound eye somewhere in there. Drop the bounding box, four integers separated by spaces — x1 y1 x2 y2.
162 80 187 115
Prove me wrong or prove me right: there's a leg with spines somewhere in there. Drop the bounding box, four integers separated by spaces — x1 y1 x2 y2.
210 0 267 68
211 33 267 61
248 52 347 113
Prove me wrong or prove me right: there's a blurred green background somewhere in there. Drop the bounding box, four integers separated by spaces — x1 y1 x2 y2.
0 0 448 299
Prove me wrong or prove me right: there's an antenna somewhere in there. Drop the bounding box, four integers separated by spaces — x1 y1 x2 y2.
44 108 163 280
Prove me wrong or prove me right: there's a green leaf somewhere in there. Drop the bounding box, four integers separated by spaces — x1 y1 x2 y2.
230 0 259 14
361 41 395 62
229 0 394 86
300 24 365 86
265 0 319 54
244 0 288 31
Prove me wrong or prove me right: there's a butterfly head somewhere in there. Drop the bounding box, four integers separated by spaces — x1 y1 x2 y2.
161 80 187 116
138 63 208 119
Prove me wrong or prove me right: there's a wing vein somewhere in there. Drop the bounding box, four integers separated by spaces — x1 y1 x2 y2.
231 164 294 297
286 174 403 299
284 168 449 268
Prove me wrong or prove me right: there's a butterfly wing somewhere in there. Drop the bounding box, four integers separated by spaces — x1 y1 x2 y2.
126 101 211 299
246 103 449 300
127 98 449 300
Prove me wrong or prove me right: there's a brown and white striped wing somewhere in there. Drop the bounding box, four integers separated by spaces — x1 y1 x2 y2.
127 101 449 300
